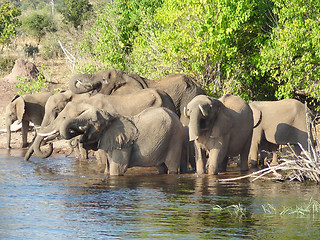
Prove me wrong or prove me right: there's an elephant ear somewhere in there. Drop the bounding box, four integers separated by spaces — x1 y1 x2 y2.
209 106 234 138
11 95 20 102
15 97 26 122
99 116 139 151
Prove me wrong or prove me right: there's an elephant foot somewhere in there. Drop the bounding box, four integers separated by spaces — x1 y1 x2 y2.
22 142 29 148
168 170 178 174
208 165 218 175
269 160 278 167
250 160 258 168
156 163 168 174
96 164 106 173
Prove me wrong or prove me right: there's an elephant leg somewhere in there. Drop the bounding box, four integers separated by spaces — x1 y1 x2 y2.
180 139 188 173
208 147 228 175
95 149 107 173
104 152 111 175
249 142 259 168
21 119 29 148
239 139 251 172
293 144 302 156
78 142 88 159
189 141 196 172
194 140 206 174
156 163 168 174
269 143 279 166
109 148 131 176
6 125 11 149
219 156 229 172
164 135 184 174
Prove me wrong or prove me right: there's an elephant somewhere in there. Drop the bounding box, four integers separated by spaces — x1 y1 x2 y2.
68 69 205 125
5 91 52 148
24 90 91 161
28 88 178 166
249 99 312 167
184 94 253 175
44 107 185 176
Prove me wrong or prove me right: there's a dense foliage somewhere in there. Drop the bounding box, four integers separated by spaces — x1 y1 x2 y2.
81 0 320 104
0 1 21 46
20 11 56 44
2 0 320 108
59 0 93 29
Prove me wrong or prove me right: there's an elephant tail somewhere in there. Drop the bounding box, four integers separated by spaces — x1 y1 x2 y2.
253 110 262 128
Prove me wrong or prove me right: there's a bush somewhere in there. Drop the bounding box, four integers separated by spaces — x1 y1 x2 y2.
14 65 49 95
20 11 56 44
40 33 64 59
23 44 39 58
0 56 16 74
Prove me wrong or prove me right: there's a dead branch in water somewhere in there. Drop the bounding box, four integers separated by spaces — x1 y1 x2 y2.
220 103 320 183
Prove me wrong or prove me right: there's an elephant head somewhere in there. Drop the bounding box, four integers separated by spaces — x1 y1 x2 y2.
184 95 232 142
68 72 103 94
5 95 24 148
68 69 148 95
59 108 138 152
24 90 89 161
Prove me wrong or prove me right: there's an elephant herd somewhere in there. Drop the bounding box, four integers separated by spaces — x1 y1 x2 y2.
5 69 312 175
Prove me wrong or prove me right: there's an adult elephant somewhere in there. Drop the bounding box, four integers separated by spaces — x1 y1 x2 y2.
29 89 177 164
24 90 91 161
68 69 205 125
5 92 52 148
184 94 253 175
249 99 312 167
48 107 185 176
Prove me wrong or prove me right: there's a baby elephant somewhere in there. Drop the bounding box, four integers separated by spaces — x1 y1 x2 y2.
59 107 185 176
5 92 52 148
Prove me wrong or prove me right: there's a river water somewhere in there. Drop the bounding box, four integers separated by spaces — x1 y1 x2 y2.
0 149 320 239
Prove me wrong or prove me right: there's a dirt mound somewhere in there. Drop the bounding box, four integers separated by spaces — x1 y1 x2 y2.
2 59 39 84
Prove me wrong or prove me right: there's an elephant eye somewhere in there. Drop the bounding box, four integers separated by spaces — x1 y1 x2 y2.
102 77 108 84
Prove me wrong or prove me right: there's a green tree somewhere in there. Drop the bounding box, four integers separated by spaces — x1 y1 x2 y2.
0 1 21 47
59 0 93 30
259 0 320 107
21 11 56 44
133 0 275 98
80 0 163 71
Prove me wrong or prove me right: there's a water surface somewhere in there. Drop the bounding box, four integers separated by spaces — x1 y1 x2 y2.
0 149 319 239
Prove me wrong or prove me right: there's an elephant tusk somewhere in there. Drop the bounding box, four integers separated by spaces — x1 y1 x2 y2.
183 107 189 118
38 129 58 137
78 126 87 131
199 104 207 117
76 79 92 89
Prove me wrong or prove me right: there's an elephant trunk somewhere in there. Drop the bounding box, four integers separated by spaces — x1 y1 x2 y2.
60 118 89 140
189 110 202 141
33 135 54 159
68 74 102 94
6 124 11 149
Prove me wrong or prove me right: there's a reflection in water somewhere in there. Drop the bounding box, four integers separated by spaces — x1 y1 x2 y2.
0 149 320 239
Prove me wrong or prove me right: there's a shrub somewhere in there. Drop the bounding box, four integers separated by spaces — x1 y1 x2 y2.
14 65 49 95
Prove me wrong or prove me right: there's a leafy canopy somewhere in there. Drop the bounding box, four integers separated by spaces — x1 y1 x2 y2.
259 0 320 108
59 0 93 29
21 11 56 44
0 1 21 46
79 0 320 107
